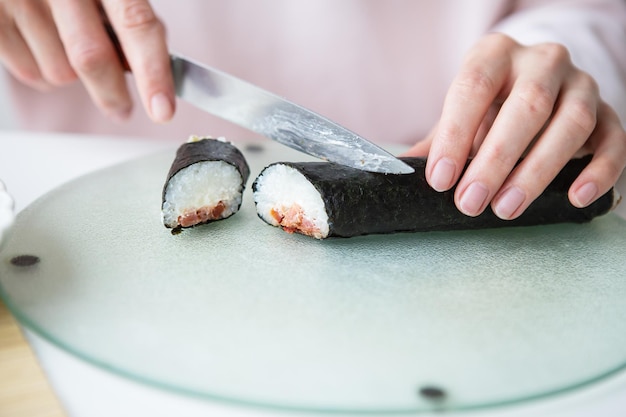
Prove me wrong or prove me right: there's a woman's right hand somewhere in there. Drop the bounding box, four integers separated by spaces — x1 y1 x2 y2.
0 0 175 123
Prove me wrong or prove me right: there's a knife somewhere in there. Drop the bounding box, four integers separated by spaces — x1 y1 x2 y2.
101 11 412 174
169 54 414 174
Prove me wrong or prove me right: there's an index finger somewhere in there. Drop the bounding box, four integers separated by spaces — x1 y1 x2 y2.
50 0 132 121
101 0 175 123
427 34 513 192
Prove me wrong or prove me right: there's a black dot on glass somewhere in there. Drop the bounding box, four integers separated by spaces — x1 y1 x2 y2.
245 143 264 153
419 386 446 401
10 255 40 267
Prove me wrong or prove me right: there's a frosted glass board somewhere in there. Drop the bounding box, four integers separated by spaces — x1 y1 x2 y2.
1 142 626 414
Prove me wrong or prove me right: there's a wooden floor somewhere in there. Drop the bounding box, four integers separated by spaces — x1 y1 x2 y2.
0 300 65 417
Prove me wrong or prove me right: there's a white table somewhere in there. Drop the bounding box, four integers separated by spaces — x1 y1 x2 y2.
1 130 625 417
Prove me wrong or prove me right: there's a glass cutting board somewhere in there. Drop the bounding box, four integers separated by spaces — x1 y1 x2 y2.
1 141 626 414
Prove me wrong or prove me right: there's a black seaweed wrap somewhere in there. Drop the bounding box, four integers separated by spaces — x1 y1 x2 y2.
162 138 250 204
255 156 616 238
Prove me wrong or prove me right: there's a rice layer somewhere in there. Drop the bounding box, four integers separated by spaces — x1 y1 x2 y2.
162 161 243 228
253 164 329 239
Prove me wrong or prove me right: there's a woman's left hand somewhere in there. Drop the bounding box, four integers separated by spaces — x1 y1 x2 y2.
405 33 626 220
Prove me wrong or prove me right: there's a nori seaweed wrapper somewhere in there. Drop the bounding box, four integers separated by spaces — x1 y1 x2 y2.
163 138 250 194
162 137 250 229
253 155 617 238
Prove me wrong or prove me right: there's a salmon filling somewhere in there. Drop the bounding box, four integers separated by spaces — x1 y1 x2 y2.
269 204 324 239
178 201 226 227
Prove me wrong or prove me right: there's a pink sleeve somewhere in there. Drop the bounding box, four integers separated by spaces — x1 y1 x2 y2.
492 0 626 126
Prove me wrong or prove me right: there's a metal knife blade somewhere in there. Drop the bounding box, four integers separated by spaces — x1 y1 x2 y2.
100 15 408 173
170 54 414 174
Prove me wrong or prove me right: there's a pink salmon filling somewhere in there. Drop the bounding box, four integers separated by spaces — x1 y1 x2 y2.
178 201 226 227
269 203 322 238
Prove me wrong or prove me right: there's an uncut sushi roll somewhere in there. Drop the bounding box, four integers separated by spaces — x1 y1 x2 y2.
162 136 250 231
252 156 620 239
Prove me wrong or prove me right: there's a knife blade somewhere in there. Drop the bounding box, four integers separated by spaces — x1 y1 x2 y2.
170 54 414 174
100 13 411 173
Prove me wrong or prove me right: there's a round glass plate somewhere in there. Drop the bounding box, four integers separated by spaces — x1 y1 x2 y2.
1 142 626 414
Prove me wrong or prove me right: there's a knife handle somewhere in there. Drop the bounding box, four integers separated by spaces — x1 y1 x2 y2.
99 6 131 72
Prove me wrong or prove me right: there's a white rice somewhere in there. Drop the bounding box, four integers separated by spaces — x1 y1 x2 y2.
162 161 243 228
253 164 329 238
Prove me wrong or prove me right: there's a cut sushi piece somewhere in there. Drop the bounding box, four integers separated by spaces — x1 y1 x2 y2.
162 136 250 231
252 156 619 239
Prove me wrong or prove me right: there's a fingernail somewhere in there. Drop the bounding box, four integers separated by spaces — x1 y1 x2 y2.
494 186 526 219
150 92 174 123
430 158 456 191
574 182 598 207
459 182 489 216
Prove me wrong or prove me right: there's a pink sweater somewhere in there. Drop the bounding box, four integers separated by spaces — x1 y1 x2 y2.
7 0 626 144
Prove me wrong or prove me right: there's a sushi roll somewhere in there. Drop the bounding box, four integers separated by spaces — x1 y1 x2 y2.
252 156 619 239
162 136 250 232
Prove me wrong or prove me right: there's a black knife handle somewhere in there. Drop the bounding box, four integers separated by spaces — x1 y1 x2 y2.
98 5 131 72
